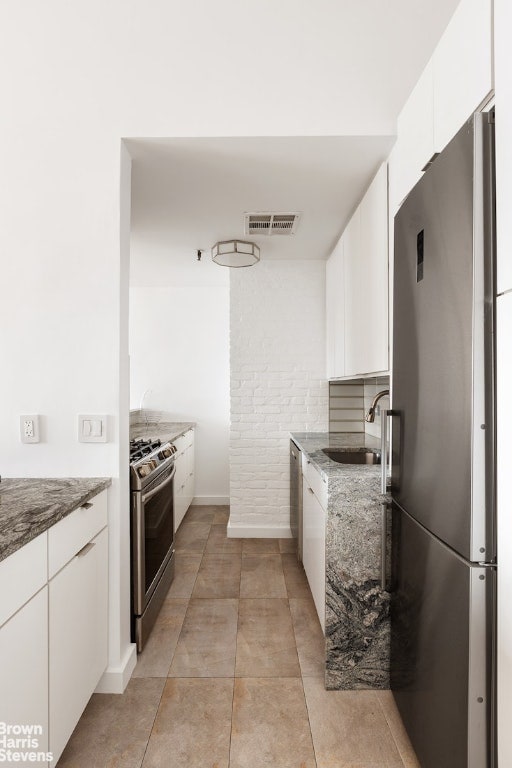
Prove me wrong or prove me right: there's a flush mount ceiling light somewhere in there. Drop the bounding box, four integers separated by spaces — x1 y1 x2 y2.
211 239 260 268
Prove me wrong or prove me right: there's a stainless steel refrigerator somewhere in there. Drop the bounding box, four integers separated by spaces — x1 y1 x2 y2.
390 111 496 768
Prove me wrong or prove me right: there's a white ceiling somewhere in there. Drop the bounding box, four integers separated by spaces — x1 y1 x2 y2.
127 0 461 284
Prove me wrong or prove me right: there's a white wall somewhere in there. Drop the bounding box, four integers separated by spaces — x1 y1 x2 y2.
229 261 328 537
129 285 229 501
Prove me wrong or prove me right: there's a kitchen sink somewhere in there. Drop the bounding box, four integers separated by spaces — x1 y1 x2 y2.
322 448 381 465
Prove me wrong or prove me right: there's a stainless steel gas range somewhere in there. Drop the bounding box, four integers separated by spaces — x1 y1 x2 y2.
130 438 177 651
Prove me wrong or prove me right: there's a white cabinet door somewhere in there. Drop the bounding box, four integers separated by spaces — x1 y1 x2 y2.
302 475 326 632
433 0 493 153
326 238 345 378
185 430 195 510
0 587 49 765
174 430 195 530
389 61 435 213
343 207 362 377
358 163 389 375
344 163 389 377
174 450 187 532
49 527 108 765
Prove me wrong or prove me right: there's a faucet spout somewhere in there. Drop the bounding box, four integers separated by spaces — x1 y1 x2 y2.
365 389 390 423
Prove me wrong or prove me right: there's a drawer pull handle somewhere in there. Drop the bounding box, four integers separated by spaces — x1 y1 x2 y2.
308 487 314 494
76 542 95 558
80 502 93 510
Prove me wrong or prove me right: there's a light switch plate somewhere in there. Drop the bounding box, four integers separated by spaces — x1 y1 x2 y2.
78 414 108 443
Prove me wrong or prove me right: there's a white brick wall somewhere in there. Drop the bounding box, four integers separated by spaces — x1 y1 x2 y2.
229 261 328 537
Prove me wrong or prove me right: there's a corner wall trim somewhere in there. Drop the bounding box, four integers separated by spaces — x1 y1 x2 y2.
192 496 230 506
94 642 137 694
227 521 293 539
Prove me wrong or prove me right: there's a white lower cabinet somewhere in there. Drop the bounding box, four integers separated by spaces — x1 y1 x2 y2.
0 489 108 768
184 429 195 510
174 428 195 531
302 472 326 633
49 525 108 765
0 587 49 766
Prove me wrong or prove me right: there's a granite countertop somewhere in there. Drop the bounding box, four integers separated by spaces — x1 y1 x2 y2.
290 431 382 483
0 477 112 563
130 420 196 444
291 431 387 582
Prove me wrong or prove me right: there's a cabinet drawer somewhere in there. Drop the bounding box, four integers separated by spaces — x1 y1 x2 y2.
0 532 47 628
48 489 107 578
173 434 187 455
302 459 328 511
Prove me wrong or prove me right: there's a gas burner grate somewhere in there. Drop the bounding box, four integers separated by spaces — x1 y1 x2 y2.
130 438 161 462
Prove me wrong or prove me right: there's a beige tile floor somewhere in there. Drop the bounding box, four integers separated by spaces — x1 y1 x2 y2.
57 505 420 768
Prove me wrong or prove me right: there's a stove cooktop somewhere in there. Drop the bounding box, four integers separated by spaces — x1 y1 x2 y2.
130 438 162 463
130 438 178 488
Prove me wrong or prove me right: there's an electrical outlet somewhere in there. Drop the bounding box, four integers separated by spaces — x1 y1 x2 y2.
20 415 40 443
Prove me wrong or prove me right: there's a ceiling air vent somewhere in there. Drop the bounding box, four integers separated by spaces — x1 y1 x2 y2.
244 212 301 236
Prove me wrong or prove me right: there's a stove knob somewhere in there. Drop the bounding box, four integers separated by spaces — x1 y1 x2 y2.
137 464 150 478
161 448 171 458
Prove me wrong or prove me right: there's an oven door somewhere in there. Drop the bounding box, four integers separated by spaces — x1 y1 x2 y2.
132 462 176 616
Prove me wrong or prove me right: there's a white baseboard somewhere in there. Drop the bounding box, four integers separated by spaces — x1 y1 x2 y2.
192 496 230 505
227 521 292 538
95 642 137 694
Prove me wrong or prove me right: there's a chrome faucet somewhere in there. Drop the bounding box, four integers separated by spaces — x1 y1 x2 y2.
365 389 390 423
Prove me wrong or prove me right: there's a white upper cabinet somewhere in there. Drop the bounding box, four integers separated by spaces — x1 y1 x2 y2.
343 207 362 377
359 163 389 375
326 237 345 378
433 0 493 153
390 0 493 214
344 163 389 378
389 62 434 214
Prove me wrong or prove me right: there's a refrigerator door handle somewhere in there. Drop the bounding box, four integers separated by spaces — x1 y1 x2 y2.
380 408 388 493
380 501 388 590
386 409 401 494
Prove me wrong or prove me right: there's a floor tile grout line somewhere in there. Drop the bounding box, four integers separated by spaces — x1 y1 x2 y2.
373 691 410 768
138 676 170 768
166 512 212 676
228 558 244 766
301 675 320 768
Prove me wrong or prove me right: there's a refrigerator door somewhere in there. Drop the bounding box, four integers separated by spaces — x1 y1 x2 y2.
392 112 495 562
391 505 495 768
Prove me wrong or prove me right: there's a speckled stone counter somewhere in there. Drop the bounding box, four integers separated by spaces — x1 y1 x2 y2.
0 477 111 563
130 419 196 444
290 432 390 690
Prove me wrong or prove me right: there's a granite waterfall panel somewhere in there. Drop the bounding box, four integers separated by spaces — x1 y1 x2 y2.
290 432 391 690
325 469 390 689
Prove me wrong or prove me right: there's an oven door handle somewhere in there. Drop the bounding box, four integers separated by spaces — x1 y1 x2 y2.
141 465 176 504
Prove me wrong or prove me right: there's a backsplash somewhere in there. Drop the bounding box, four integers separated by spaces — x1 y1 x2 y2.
329 380 365 433
329 375 390 438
